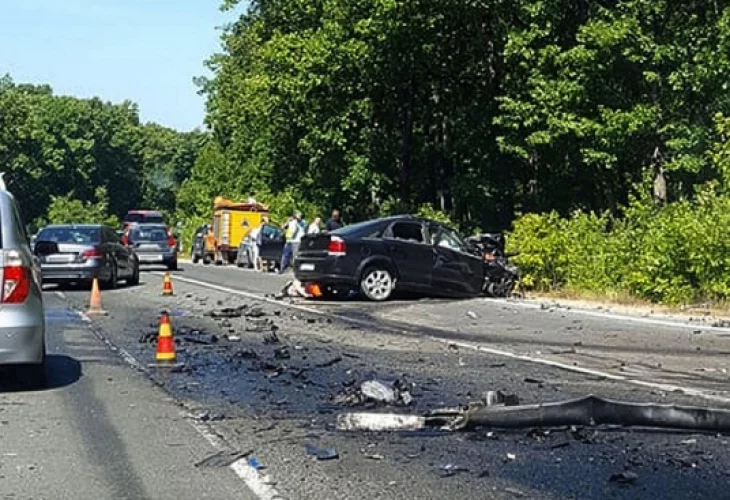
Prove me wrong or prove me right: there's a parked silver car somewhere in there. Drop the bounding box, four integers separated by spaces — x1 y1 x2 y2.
126 224 178 270
0 190 46 385
34 224 139 288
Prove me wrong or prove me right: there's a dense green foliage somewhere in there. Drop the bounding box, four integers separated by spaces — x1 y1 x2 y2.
189 0 730 234
509 116 730 303
0 75 204 230
4 1 730 304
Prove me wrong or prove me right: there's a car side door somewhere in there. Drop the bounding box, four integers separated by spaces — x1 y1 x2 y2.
430 224 484 296
382 221 432 289
259 225 285 262
106 227 130 274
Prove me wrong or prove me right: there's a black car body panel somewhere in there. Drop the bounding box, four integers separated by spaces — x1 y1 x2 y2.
293 216 485 299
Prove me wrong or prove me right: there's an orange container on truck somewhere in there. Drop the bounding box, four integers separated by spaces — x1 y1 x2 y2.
211 197 269 265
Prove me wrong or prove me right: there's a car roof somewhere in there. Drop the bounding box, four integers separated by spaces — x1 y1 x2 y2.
129 223 167 229
42 224 105 229
126 210 162 215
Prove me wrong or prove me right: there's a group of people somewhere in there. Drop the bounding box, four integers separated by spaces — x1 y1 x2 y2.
247 209 344 273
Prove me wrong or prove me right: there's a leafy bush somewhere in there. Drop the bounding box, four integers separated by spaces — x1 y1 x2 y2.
37 187 118 228
509 186 730 304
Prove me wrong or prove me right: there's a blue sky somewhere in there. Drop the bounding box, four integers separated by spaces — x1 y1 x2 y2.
0 0 238 131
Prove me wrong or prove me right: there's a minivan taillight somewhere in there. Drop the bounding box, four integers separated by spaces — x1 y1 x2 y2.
328 236 346 256
81 249 102 260
2 266 31 304
166 227 176 248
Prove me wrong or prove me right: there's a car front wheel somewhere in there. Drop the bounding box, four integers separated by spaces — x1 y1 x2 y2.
359 267 394 301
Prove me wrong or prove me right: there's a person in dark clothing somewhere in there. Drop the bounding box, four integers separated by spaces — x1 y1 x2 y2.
325 209 343 232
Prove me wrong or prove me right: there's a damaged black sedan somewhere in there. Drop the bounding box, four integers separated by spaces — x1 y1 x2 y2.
294 216 514 301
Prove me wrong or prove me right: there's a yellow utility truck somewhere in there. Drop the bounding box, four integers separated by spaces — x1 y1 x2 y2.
211 197 269 265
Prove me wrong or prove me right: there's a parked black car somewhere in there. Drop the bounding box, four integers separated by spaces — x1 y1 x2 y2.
236 224 285 269
34 224 139 288
294 216 485 301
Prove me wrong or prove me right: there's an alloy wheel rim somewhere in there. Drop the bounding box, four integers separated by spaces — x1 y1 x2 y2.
364 270 392 300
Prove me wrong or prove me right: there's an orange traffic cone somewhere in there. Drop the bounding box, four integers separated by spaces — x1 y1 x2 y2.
305 283 323 298
86 278 107 316
155 311 176 363
162 272 174 296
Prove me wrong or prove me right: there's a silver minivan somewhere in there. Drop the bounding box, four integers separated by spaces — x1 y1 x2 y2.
0 190 45 385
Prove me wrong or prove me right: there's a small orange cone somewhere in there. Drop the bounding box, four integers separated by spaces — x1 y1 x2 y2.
162 272 174 296
155 311 176 363
86 278 106 316
306 283 323 298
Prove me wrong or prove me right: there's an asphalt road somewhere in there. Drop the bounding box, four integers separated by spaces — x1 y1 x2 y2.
0 293 250 500
30 261 730 499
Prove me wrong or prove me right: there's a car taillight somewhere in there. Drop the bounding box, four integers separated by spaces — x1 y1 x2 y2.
81 249 102 260
328 236 346 256
2 251 31 304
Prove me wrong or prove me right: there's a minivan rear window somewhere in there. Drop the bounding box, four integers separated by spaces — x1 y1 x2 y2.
125 213 165 224
37 227 101 244
130 227 168 242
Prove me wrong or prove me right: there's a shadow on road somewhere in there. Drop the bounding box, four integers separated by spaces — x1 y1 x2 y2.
0 355 82 393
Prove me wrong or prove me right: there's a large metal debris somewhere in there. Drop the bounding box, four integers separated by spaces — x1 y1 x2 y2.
451 395 730 432
337 395 730 433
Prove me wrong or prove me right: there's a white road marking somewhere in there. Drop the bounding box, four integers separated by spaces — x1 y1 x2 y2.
78 311 282 500
162 273 730 405
491 298 730 334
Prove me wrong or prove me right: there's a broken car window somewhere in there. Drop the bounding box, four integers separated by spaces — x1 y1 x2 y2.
390 222 424 243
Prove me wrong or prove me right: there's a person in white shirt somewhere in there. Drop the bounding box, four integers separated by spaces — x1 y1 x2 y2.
307 217 322 235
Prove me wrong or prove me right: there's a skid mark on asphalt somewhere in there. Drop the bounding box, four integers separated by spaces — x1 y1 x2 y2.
77 311 283 500
162 273 730 406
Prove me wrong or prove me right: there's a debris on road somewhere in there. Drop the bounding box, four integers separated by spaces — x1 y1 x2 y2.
305 444 339 461
248 456 265 470
181 334 218 345
316 356 342 368
361 380 397 403
609 470 639 484
337 413 426 432
195 450 252 468
276 280 311 299
263 331 280 344
466 311 478 320
439 463 470 477
274 346 291 359
336 394 730 433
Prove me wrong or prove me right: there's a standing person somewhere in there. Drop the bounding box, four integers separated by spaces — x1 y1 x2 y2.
307 216 322 235
325 209 344 232
279 211 303 273
248 216 265 271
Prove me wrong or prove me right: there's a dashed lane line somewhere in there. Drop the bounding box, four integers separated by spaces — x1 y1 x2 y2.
76 310 283 500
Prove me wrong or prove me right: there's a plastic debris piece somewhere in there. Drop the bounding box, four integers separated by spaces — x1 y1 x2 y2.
195 450 252 468
609 471 638 484
248 457 265 470
361 380 396 403
305 445 339 461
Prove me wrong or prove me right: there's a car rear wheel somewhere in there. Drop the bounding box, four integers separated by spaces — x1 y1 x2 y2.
127 261 140 286
104 263 118 290
360 267 394 302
